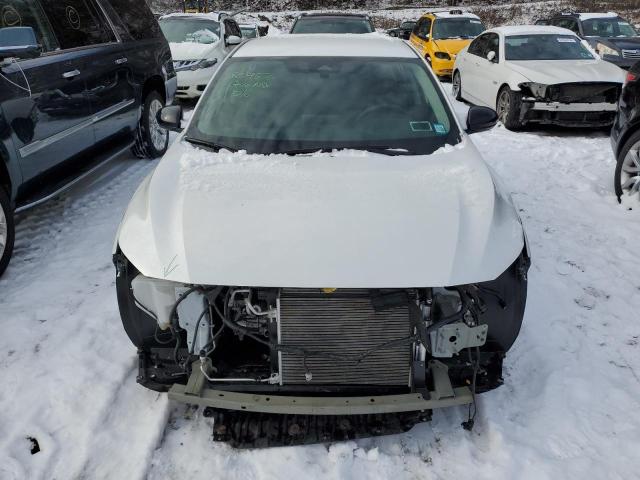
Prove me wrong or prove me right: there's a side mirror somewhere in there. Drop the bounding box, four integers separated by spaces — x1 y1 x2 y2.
466 106 498 134
226 35 241 46
157 105 183 132
0 26 40 60
486 50 497 62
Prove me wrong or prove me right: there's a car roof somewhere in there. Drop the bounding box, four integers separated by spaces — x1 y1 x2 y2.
159 12 224 22
577 12 619 21
298 12 370 18
233 34 417 58
422 10 480 20
489 25 579 36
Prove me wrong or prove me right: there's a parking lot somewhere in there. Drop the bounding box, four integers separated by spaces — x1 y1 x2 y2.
1 86 639 479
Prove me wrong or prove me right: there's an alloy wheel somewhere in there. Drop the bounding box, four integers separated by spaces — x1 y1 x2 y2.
149 98 168 151
0 201 6 259
452 73 461 98
621 141 640 199
497 90 510 123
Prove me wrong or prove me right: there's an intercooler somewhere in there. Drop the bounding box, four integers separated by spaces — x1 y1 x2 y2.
278 289 412 386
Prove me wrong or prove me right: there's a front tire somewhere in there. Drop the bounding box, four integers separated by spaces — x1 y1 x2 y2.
0 187 15 277
615 129 640 204
496 86 524 131
452 70 462 101
132 90 169 159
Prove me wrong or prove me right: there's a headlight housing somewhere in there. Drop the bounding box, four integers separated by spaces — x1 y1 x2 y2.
174 58 218 72
596 43 620 57
518 82 548 99
434 51 451 60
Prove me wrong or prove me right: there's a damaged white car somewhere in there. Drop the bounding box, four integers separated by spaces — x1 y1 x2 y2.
113 35 530 447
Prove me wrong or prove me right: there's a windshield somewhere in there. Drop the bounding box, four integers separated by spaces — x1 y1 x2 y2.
291 17 373 34
160 18 220 44
582 17 638 38
432 18 485 39
505 34 595 60
187 57 459 155
240 27 257 38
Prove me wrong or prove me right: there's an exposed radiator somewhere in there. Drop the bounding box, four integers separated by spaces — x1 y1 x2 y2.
278 289 411 385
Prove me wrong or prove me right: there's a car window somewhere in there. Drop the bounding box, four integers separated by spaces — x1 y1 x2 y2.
505 34 595 61
187 57 459 156
240 26 256 38
582 17 638 38
432 17 485 40
467 34 488 56
485 32 499 61
555 18 580 34
291 17 373 34
159 18 220 44
0 0 59 52
40 0 115 49
103 0 162 41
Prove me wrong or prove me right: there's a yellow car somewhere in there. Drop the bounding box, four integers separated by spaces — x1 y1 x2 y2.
410 10 486 78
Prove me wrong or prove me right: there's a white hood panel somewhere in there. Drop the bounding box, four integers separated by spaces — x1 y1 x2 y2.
507 59 624 85
117 140 525 287
170 41 218 60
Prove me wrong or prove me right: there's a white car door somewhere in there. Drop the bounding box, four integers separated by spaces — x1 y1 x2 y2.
473 32 503 107
457 34 488 105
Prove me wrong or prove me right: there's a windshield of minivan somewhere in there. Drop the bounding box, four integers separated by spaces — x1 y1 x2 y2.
160 18 220 44
291 17 373 34
505 34 595 60
432 18 485 39
187 57 459 155
582 17 638 37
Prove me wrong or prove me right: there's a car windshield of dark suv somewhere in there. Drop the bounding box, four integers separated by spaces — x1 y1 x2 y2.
582 17 638 37
186 57 459 155
159 18 220 44
432 18 485 39
505 34 595 60
291 17 374 34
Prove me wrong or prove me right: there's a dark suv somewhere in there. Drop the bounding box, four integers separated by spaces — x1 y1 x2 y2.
290 13 374 34
0 0 176 276
541 12 640 69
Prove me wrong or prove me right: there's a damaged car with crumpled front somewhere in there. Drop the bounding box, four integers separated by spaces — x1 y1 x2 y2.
113 34 530 447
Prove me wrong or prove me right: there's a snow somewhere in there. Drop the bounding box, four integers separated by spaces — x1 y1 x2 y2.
2 85 640 480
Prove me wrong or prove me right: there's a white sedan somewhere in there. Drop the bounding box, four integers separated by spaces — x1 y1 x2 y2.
452 25 625 130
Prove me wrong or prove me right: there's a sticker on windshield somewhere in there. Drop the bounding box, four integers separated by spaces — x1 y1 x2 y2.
557 37 577 43
433 123 447 134
230 72 273 97
410 121 433 132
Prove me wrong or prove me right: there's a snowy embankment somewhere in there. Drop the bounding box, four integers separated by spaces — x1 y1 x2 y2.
1 87 639 479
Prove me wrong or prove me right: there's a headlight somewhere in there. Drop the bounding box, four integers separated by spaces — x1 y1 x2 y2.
597 43 620 57
174 58 218 72
434 51 451 60
518 82 548 99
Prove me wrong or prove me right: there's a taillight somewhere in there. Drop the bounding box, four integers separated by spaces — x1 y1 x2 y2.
626 71 638 84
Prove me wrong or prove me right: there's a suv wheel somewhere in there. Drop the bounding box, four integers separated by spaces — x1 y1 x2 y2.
0 187 15 277
496 86 523 131
132 91 169 159
615 130 640 204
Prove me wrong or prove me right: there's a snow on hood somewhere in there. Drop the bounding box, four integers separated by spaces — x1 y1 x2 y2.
507 58 624 85
169 41 218 61
116 139 525 287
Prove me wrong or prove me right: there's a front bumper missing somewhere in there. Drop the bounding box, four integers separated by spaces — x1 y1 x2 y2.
168 360 473 415
520 100 618 127
529 101 618 112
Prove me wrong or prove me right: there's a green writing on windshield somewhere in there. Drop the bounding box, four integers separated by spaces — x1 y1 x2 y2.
230 72 273 97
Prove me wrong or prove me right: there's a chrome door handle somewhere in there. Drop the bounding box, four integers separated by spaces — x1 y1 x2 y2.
62 69 81 79
115 57 128 65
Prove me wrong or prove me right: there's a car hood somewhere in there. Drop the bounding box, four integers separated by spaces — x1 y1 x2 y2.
431 38 472 56
589 37 640 50
507 59 624 85
116 139 525 288
169 41 218 60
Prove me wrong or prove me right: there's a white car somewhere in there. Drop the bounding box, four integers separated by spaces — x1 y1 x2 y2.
113 35 530 446
159 13 242 99
452 25 625 129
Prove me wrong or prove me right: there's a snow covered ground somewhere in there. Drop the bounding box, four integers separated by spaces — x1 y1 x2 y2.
1 85 639 479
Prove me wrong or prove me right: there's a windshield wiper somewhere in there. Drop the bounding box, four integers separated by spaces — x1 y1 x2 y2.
278 145 415 156
184 137 237 152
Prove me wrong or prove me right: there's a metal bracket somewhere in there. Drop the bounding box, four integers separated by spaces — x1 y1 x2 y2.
429 323 488 358
429 360 455 400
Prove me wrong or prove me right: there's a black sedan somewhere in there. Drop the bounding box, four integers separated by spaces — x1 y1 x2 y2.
387 21 416 40
611 61 640 204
